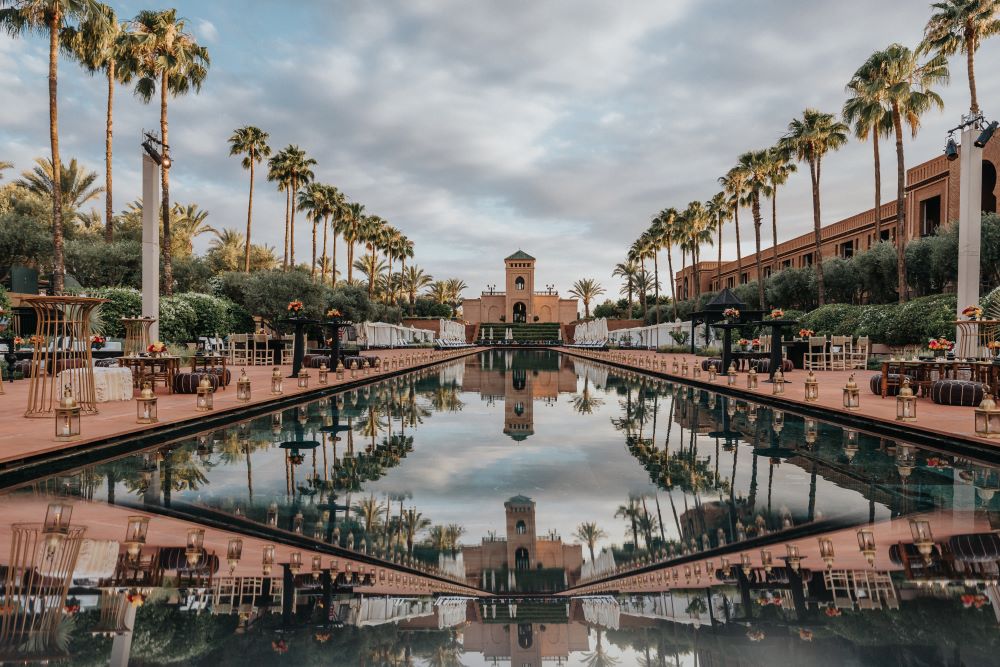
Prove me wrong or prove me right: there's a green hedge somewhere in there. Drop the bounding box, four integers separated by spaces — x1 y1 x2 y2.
798 294 957 346
88 287 142 338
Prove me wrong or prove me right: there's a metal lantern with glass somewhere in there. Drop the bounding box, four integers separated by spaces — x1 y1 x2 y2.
974 393 1000 438
124 516 149 562
297 370 309 389
818 537 835 569
746 367 758 389
771 369 785 395
227 538 243 574
55 384 81 440
896 377 917 421
236 368 251 402
43 502 73 558
185 528 205 566
843 374 860 411
262 545 275 575
909 519 935 564
727 363 737 386
857 528 876 566
804 370 819 402
271 367 283 395
195 375 214 412
136 382 157 424
318 363 329 385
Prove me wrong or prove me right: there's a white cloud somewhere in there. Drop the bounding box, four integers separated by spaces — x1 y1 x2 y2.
197 19 218 43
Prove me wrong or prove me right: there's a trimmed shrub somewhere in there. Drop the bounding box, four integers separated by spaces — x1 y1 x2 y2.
799 303 862 336
881 293 957 346
87 287 142 338
159 296 198 343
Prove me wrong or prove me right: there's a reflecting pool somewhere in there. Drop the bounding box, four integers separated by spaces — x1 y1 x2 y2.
0 350 997 665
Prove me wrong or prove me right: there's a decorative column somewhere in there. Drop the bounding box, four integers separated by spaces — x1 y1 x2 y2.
956 121 984 351
23 296 106 417
122 317 156 358
142 153 161 343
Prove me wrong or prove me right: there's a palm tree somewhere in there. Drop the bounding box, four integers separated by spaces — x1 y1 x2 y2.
426 280 450 305
656 208 680 318
61 3 133 242
361 215 387 299
764 144 797 266
267 148 291 268
736 150 772 308
612 258 639 318
129 8 209 296
280 145 315 269
844 63 893 243
228 125 271 272
320 184 343 285
170 202 214 255
706 192 730 288
781 109 849 306
0 160 12 179
1 0 104 293
444 278 467 310
682 200 713 301
573 521 607 564
401 266 433 314
342 202 365 282
867 44 949 302
921 0 1000 115
402 509 430 557
718 165 748 289
297 181 332 280
444 523 465 555
17 157 102 220
569 278 605 318
206 227 244 271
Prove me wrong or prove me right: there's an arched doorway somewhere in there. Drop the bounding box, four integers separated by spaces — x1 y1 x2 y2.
513 302 527 323
515 547 530 570
984 159 997 213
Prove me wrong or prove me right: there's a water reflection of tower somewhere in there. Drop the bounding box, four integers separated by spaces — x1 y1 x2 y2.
504 366 534 441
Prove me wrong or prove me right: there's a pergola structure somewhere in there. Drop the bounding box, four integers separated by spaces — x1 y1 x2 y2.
684 289 762 355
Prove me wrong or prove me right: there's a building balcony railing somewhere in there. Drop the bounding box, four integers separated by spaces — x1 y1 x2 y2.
533 291 559 296
481 291 506 296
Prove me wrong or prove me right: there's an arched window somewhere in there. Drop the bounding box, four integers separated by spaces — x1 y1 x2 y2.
984 159 997 213
515 276 525 290
515 546 530 569
515 520 527 534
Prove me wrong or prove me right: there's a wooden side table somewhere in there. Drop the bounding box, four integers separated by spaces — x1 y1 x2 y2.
191 354 227 390
118 355 180 394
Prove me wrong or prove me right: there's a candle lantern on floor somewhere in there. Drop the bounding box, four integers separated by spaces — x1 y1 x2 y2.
318 363 329 385
297 370 309 389
857 528 876 566
804 370 819 402
771 369 785 395
707 364 717 381
350 360 358 379
236 368 251 402
227 538 243 574
124 516 149 561
262 545 275 575
55 385 81 441
818 537 835 569
974 394 1000 438
896 377 917 421
671 358 679 373
271 367 283 395
681 359 689 377
289 551 303 574
727 363 737 386
909 519 935 564
842 374 860 411
195 376 214 412
336 360 345 380
136 382 158 424
746 367 758 390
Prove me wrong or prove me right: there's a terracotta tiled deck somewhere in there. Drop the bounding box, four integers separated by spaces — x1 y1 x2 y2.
563 348 998 449
0 348 478 466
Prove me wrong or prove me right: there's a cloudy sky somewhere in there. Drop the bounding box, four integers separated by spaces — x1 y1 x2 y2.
2 0 997 298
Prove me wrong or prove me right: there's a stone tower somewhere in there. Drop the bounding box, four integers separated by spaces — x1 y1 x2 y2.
505 495 536 570
505 250 535 323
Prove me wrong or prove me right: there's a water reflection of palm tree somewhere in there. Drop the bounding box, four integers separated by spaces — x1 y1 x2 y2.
582 627 620 667
574 522 608 563
572 376 605 414
403 509 431 557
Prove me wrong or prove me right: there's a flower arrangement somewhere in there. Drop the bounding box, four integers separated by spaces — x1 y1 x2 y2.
798 328 814 338
271 640 289 654
90 334 106 349
287 300 304 314
824 605 842 617
798 628 814 642
751 338 761 348
960 593 990 609
64 597 81 615
314 631 331 643
28 334 45 346
147 341 167 355
746 629 766 642
13 336 25 346
769 308 784 319
738 338 750 347
723 307 740 320
126 591 145 607
928 337 954 352
326 308 342 319
925 456 951 469
962 305 983 320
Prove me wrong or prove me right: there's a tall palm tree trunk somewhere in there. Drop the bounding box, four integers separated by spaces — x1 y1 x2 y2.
872 135 882 243
331 232 338 285
289 176 297 267
347 241 354 282
752 194 765 309
716 216 723 285
104 63 115 243
966 34 979 115
891 104 907 303
311 217 318 280
733 206 743 285
244 157 255 272
159 71 173 296
666 244 677 320
653 253 660 324
283 188 290 270
321 214 329 284
48 13 65 294
770 188 779 266
809 158 825 305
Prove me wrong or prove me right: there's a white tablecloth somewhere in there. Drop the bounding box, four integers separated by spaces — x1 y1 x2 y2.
57 367 133 402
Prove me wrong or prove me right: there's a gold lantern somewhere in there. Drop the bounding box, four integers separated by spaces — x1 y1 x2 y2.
55 385 81 441
727 363 737 386
784 544 802 571
42 503 73 557
740 553 752 576
289 551 303 574
857 528 876 566
760 549 774 573
262 545 275 575
818 537 835 569
312 555 323 580
681 359 689 377
297 370 309 389
693 364 702 379
271 367 283 395
124 516 149 561
671 357 679 373
195 376 214 412
336 360 345 380
771 369 785 395
236 368 251 402
772 409 784 433
227 538 243 574
185 528 205 566
896 377 917 421
909 519 935 564
707 364 717 381
350 360 358 378
974 394 1000 439
804 370 819 402
842 374 860 411
136 382 158 424
318 363 329 384
746 367 758 390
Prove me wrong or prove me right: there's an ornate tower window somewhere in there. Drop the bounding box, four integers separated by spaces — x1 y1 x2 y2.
515 277 525 290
